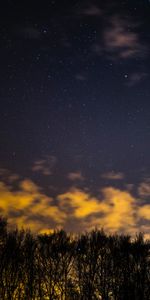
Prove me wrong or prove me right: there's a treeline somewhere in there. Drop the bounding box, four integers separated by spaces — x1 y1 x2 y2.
0 217 150 299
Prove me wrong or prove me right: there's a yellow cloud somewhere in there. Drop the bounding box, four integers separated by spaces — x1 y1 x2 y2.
0 179 65 232
97 187 136 231
0 176 150 236
138 205 150 220
58 187 136 233
58 188 101 218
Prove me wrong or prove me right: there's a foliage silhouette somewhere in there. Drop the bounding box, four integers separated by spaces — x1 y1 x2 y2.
0 217 150 299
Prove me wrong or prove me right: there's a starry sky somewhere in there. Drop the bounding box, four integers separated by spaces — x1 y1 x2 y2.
1 0 150 236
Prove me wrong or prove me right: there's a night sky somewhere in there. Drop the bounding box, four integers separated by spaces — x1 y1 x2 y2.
1 0 150 236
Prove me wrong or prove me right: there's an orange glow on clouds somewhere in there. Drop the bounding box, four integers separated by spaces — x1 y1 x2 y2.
0 177 150 236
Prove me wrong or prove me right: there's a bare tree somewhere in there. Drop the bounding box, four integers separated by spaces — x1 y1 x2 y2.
0 215 150 300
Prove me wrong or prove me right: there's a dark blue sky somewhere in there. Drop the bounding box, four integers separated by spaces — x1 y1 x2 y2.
0 0 150 234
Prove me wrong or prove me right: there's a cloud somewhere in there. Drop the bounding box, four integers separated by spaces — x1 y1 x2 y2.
68 171 84 181
57 187 137 234
138 205 150 221
81 4 102 16
0 168 20 183
138 179 150 198
97 16 146 60
0 179 65 233
32 155 57 176
1 172 150 236
102 171 124 180
98 187 136 232
126 72 148 86
58 188 101 218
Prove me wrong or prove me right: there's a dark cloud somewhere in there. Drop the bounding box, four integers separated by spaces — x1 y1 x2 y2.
14 26 41 40
101 16 147 60
80 4 103 16
126 72 148 86
32 155 57 176
102 171 124 180
68 171 84 181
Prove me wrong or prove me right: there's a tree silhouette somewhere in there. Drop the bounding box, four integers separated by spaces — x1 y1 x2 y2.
0 216 150 299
